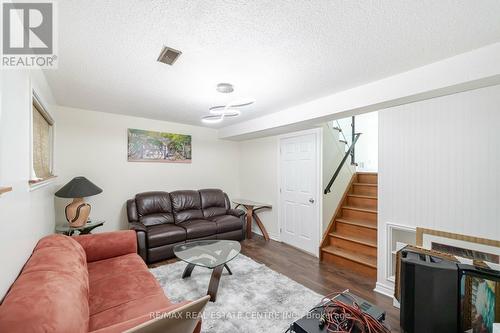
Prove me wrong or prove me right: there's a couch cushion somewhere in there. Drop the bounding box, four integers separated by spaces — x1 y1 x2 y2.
179 219 217 239
0 235 89 333
75 230 137 263
136 191 174 226
199 188 227 218
89 300 197 333
147 223 186 247
86 252 174 332
170 190 204 223
210 214 243 233
87 253 146 284
89 293 171 332
89 269 166 316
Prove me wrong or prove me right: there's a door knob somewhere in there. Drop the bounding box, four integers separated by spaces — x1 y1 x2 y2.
309 198 315 203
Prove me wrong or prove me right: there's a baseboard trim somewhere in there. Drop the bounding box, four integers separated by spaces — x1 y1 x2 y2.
374 282 394 299
251 227 281 242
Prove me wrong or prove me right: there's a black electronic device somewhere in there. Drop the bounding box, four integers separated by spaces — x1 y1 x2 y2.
291 292 386 333
399 247 459 333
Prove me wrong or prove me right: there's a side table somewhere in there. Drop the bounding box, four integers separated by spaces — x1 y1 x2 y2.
55 220 105 236
232 199 272 240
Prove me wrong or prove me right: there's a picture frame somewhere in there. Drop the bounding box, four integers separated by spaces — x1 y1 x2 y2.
416 228 500 264
127 128 192 163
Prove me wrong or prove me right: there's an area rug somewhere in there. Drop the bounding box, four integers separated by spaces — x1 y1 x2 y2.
149 254 322 333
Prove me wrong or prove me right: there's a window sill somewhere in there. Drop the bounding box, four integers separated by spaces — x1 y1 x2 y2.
0 186 13 195
29 175 57 191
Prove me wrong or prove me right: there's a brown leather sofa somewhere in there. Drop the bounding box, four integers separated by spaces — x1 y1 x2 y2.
127 189 245 263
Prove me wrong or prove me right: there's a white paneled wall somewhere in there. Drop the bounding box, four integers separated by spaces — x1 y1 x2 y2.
377 84 500 294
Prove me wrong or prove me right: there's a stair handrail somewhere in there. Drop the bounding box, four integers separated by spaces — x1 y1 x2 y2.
324 132 362 194
334 119 349 146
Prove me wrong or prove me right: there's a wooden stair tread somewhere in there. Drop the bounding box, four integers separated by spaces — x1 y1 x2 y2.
357 172 378 175
342 206 377 214
322 246 377 268
329 232 377 247
346 194 377 200
321 172 379 272
335 218 377 230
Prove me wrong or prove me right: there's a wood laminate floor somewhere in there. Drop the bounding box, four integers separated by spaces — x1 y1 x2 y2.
241 234 400 332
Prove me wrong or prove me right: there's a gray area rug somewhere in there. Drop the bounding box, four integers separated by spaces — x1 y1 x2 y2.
149 254 322 333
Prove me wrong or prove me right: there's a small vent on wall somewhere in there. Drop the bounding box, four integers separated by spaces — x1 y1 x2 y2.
157 46 182 65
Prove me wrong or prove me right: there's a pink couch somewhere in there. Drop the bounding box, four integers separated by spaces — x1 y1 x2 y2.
0 231 201 333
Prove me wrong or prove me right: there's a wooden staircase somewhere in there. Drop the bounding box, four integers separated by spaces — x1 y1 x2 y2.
320 172 378 278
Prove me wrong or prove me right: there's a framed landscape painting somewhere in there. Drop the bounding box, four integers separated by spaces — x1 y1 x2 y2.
127 128 192 163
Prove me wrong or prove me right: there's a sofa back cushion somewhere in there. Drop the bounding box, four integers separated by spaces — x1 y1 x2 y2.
170 190 204 223
199 189 228 218
0 234 90 333
135 191 174 226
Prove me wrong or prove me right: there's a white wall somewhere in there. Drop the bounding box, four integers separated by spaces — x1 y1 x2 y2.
355 112 378 172
53 106 241 232
238 136 280 239
0 69 56 299
377 84 500 295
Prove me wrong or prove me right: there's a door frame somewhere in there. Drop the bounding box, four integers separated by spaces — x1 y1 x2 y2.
277 127 323 257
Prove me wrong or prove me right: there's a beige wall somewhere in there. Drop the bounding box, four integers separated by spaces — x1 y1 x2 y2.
0 70 56 299
238 126 354 241
238 136 280 239
53 106 241 232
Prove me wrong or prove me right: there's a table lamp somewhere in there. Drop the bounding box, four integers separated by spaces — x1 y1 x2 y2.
55 177 103 227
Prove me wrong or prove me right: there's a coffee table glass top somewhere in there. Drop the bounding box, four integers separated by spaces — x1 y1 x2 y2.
173 240 241 269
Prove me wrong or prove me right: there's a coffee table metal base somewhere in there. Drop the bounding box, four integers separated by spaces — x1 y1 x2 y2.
181 263 233 302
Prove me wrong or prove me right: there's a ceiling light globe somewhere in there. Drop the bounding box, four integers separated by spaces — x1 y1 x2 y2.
216 83 234 94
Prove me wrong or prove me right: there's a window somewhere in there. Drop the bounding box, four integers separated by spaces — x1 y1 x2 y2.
30 92 55 185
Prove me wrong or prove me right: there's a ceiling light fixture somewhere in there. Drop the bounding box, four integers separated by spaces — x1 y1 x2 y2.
200 83 255 124
209 107 241 117
216 83 234 93
201 114 224 124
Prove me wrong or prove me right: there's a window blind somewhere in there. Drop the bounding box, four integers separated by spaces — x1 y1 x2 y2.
32 102 52 179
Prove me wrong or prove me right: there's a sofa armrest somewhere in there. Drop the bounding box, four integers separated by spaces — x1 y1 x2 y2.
91 296 209 333
129 222 147 233
129 222 148 263
73 230 137 263
227 208 245 218
127 199 139 222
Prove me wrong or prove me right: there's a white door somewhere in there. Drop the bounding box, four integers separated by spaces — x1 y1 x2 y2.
279 130 320 256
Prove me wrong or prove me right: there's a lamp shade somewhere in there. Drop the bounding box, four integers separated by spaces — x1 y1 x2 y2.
54 177 103 198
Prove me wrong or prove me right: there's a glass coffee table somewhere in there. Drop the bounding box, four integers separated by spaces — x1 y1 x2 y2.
173 240 241 302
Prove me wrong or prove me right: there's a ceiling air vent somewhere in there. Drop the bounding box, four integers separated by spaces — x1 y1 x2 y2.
157 46 182 65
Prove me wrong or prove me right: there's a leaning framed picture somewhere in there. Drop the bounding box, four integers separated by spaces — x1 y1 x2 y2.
127 128 192 163
459 266 500 333
416 227 500 265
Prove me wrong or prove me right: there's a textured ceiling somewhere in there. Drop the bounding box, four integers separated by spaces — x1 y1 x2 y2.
46 0 500 127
